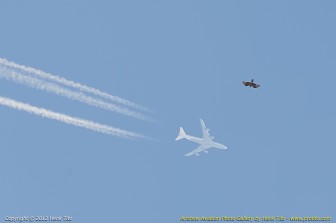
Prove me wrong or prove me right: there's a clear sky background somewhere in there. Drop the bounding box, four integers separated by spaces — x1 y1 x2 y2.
0 1 335 222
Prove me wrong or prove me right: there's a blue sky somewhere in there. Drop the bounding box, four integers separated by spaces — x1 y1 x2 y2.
0 1 335 222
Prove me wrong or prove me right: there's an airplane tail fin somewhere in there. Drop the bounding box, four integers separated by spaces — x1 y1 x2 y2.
175 127 186 141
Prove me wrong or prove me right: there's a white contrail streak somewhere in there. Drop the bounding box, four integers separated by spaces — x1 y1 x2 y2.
0 67 153 121
0 96 148 139
0 58 150 112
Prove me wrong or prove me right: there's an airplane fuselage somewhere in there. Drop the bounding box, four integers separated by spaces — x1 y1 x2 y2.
184 134 226 150
183 135 203 144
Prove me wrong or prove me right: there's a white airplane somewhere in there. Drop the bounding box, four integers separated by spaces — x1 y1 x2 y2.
175 119 228 156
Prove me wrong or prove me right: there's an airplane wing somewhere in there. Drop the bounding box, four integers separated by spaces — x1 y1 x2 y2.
200 119 211 140
185 144 208 156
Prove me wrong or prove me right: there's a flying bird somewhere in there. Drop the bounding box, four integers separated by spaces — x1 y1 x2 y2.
242 79 260 88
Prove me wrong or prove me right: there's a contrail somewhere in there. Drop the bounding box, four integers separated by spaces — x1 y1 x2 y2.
0 67 154 122
0 96 149 139
0 58 150 112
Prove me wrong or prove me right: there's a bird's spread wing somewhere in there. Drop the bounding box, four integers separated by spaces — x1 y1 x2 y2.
254 84 260 88
185 145 207 156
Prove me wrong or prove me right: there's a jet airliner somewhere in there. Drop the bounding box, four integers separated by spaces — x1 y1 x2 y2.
175 119 228 156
